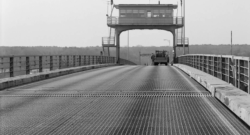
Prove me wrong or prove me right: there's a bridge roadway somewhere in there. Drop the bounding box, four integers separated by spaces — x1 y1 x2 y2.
1 66 250 135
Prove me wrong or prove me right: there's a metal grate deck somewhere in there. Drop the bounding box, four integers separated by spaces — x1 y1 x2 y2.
1 66 250 135
2 95 249 135
0 91 212 97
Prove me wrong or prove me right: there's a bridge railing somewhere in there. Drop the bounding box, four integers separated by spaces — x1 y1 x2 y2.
178 54 250 93
107 16 183 25
177 38 189 45
0 55 116 79
102 37 115 46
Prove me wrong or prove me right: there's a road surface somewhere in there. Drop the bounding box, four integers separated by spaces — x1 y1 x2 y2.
1 66 250 135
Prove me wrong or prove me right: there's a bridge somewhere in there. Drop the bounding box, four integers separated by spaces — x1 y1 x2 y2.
1 1 250 135
0 54 250 134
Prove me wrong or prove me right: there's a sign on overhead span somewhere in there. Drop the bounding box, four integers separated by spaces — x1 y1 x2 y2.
140 54 151 57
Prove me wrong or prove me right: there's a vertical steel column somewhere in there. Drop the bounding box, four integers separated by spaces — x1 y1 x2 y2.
39 56 43 72
50 56 53 71
248 58 250 94
59 56 62 69
10 57 14 77
67 56 69 67
92 56 94 65
94 56 97 64
100 56 103 64
85 56 87 65
115 30 120 64
212 56 215 76
79 55 82 66
234 58 237 87
73 55 76 67
227 57 230 83
236 59 239 88
173 32 177 63
88 56 91 65
206 56 209 73
84 56 86 65
87 56 89 65
26 57 30 75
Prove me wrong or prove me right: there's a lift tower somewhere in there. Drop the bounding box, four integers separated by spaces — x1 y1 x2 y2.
106 4 184 63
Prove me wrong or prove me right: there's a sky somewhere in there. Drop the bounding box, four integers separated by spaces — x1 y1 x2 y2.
0 0 250 47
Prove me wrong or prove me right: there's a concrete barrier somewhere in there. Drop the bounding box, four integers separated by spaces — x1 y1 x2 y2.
0 64 115 91
175 64 250 127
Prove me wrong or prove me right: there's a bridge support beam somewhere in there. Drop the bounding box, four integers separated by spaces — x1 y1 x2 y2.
112 26 180 64
172 30 177 63
115 29 122 64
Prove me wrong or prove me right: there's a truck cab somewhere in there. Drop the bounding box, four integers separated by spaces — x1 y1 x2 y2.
152 50 169 65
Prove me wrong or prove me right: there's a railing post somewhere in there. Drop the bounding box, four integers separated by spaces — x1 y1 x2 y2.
50 56 53 71
26 57 30 75
98 56 100 64
88 56 91 65
248 57 250 94
10 57 14 77
67 56 69 68
227 57 230 83
86 56 88 65
84 56 86 65
39 56 43 72
73 55 76 67
59 56 62 69
79 55 82 66
94 56 96 64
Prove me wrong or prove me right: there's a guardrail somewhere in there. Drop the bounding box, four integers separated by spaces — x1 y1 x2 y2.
178 54 250 93
177 38 189 45
107 16 183 25
0 55 116 79
102 37 115 45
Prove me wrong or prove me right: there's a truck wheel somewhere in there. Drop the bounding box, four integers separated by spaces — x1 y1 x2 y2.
165 63 168 66
154 63 158 66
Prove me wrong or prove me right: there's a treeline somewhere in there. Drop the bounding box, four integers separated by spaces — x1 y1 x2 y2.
0 46 103 56
0 45 250 65
189 44 250 56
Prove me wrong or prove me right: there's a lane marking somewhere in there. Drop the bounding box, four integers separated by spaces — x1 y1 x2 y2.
173 67 240 135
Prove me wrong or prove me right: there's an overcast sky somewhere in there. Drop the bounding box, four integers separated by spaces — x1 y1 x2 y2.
0 0 250 47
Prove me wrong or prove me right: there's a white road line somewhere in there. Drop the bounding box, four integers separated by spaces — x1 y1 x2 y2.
173 67 240 135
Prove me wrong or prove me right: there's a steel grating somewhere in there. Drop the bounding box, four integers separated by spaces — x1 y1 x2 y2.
1 66 250 135
0 91 212 98
2 95 249 135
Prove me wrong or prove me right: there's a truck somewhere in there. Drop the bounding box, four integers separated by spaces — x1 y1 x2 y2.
151 50 169 66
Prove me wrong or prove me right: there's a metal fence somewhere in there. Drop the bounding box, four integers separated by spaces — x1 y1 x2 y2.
107 16 183 25
177 38 189 45
178 54 250 94
102 37 115 45
0 55 116 79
